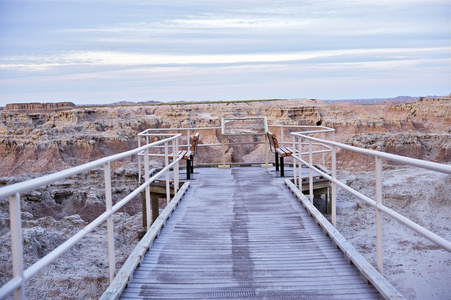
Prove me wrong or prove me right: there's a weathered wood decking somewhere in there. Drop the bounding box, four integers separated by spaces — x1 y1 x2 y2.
120 167 381 299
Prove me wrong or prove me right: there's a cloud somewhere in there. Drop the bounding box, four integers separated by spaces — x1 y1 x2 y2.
1 47 447 72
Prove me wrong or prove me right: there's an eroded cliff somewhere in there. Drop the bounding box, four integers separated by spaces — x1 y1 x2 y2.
1 97 450 177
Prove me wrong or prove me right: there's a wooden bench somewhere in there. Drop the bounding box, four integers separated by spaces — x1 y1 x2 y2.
267 131 296 177
174 132 200 180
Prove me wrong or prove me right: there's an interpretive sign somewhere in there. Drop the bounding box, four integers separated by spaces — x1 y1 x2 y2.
221 117 268 136
219 117 271 168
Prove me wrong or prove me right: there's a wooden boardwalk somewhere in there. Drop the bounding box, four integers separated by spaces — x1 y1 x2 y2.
120 167 380 299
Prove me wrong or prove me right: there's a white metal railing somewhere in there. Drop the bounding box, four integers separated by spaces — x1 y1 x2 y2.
271 125 335 167
138 127 219 181
0 134 183 300
137 124 335 171
290 131 451 274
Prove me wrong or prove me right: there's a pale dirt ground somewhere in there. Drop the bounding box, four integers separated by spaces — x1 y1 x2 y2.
0 212 143 299
334 165 451 300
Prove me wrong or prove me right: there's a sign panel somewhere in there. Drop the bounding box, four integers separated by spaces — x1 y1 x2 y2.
222 117 267 135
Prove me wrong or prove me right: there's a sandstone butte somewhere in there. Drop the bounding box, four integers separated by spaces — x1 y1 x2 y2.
0 96 450 177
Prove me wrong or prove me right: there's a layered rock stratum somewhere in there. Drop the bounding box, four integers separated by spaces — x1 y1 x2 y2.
0 96 450 299
4 102 76 113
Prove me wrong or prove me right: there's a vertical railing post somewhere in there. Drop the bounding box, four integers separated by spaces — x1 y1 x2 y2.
292 135 297 185
221 135 226 168
104 162 116 283
173 137 179 193
331 145 337 226
9 193 25 300
187 129 191 150
165 141 170 204
309 138 314 203
263 117 269 167
138 135 142 183
144 146 152 230
264 134 269 166
321 131 326 166
221 118 226 168
280 126 284 146
375 156 383 273
298 136 303 191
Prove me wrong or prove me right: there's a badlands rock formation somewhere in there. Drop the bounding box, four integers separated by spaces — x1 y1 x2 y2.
0 96 450 299
4 102 76 113
0 96 450 177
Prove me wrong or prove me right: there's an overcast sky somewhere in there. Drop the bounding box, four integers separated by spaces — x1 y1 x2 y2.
0 0 449 105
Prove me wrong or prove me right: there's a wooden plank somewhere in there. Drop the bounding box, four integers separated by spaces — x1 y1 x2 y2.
266 131 279 149
190 132 200 152
285 179 404 299
176 150 190 159
281 147 293 156
276 148 291 157
285 146 297 154
114 167 393 299
99 182 191 300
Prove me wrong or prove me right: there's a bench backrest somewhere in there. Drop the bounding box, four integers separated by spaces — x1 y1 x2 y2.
190 132 200 155
266 131 279 153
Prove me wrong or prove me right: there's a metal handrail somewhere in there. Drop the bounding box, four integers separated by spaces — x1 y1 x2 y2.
0 134 183 300
137 125 335 166
290 131 451 274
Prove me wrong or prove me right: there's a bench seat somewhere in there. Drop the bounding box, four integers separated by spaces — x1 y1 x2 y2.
276 147 295 157
170 133 200 180
267 131 297 176
177 150 193 160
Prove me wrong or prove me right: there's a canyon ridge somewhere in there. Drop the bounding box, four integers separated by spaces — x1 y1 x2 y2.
1 96 450 177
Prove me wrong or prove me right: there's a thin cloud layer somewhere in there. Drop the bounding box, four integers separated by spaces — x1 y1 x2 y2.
1 47 448 70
